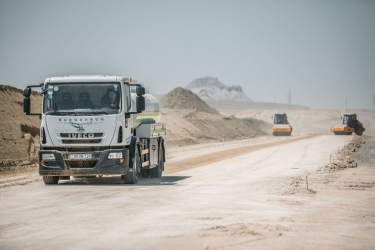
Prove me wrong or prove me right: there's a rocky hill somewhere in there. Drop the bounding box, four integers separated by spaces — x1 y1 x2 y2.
186 76 252 102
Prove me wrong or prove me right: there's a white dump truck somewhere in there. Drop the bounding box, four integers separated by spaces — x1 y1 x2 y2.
23 75 166 185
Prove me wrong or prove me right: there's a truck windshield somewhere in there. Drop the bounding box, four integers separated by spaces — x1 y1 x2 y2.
43 83 121 115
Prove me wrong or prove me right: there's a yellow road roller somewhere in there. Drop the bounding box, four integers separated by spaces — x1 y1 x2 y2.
272 113 292 136
331 113 365 135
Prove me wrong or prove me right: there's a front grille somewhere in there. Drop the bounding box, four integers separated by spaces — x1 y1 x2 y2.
62 139 101 144
66 160 98 169
66 147 107 152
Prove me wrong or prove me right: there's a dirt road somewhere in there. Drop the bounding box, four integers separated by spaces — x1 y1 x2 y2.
1 135 374 249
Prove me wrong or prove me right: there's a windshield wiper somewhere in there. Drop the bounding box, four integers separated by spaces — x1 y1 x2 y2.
91 111 108 115
77 111 108 115
45 111 78 116
46 111 109 116
45 111 62 115
60 111 77 116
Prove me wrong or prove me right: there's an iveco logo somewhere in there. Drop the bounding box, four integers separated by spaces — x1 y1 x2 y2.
70 122 92 132
68 133 95 138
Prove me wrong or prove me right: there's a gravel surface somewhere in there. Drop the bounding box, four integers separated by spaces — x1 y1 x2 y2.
1 135 374 249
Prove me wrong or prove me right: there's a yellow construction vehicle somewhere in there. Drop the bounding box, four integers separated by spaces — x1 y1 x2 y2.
271 113 292 136
331 113 365 135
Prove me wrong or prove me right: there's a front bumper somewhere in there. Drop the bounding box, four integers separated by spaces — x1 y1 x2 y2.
39 149 129 176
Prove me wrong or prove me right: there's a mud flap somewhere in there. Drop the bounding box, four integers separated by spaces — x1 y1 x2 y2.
159 137 165 171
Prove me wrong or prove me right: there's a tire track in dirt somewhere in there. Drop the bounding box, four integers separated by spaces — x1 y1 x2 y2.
290 143 311 169
164 135 317 174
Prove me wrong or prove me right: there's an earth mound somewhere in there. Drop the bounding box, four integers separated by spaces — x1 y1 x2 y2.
159 87 272 146
0 85 41 169
160 87 219 114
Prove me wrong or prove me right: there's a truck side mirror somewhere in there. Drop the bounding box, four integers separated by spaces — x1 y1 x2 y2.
23 87 31 97
22 85 41 117
136 96 145 112
23 98 30 114
136 86 145 96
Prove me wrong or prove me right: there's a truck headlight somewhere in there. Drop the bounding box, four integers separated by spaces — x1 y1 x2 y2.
42 154 55 160
108 152 123 159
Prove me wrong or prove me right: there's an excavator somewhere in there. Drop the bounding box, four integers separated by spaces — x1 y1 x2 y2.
331 113 365 135
271 113 292 136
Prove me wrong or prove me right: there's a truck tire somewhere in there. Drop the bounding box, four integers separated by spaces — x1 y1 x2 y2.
150 146 164 178
124 148 140 184
43 176 59 185
355 127 363 136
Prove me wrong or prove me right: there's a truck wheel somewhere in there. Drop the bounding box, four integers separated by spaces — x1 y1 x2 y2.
150 147 164 178
355 127 363 136
43 176 59 185
124 148 140 184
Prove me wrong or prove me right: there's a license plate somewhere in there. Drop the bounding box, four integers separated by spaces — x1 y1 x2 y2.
69 154 92 160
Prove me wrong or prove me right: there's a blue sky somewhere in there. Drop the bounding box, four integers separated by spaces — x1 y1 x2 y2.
1 0 374 109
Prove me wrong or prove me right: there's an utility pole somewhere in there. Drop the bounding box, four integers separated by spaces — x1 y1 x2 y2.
373 94 374 110
345 98 347 111
288 89 291 110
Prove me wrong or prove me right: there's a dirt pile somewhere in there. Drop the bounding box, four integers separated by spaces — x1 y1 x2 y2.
160 87 219 114
159 87 272 146
160 108 272 147
319 136 364 173
0 85 42 168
